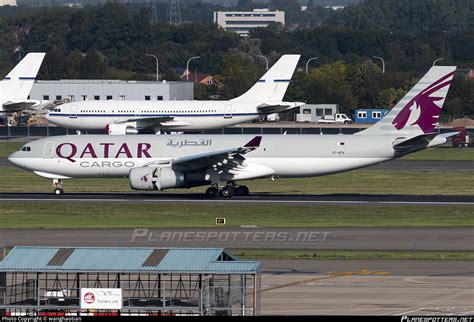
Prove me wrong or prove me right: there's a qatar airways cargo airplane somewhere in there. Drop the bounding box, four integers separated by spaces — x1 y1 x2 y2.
0 53 46 114
44 55 303 134
9 66 457 197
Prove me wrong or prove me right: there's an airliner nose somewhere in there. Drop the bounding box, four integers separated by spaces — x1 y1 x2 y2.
8 151 20 166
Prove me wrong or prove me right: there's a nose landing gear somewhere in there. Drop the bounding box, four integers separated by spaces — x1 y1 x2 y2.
52 179 64 195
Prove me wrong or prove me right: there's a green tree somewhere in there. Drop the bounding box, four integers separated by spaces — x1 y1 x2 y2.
305 61 357 113
216 51 259 100
351 60 383 108
445 76 474 117
38 46 65 80
80 48 107 79
163 68 181 81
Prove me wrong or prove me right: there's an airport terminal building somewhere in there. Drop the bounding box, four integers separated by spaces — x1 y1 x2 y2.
29 80 194 103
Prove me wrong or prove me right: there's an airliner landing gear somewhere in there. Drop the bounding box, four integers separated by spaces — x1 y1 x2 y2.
236 185 249 196
52 179 64 195
221 186 234 198
205 186 219 198
227 181 249 196
205 182 250 198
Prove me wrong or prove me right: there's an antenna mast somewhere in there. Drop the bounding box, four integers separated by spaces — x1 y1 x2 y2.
168 0 182 25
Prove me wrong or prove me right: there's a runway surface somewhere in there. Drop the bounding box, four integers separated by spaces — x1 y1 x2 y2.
1 157 473 170
0 227 472 251
261 274 474 315
261 259 474 276
0 191 473 206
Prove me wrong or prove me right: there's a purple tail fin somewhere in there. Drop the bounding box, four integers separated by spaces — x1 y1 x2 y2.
357 66 456 136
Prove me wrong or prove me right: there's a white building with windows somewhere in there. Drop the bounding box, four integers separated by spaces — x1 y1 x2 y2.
296 104 339 123
213 8 285 37
29 79 194 103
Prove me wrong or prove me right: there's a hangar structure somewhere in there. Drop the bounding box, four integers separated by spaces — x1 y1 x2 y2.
0 246 261 316
29 79 194 102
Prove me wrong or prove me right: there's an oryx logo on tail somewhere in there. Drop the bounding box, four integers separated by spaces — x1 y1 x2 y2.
393 71 455 133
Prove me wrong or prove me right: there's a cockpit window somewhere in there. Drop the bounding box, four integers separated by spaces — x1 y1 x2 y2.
53 108 61 112
21 146 31 152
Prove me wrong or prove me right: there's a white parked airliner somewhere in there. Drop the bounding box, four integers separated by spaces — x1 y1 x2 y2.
0 53 46 114
9 66 457 197
45 55 303 134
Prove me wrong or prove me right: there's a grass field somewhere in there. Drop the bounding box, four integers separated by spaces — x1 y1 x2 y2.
1 167 473 195
0 202 472 228
232 250 474 261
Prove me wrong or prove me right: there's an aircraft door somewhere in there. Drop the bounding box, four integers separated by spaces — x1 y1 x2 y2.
224 104 233 119
69 104 78 119
43 141 55 159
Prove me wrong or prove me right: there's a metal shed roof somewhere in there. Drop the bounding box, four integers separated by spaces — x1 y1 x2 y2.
0 246 260 274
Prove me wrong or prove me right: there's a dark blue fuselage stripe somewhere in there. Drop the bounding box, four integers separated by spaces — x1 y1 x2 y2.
3 77 36 80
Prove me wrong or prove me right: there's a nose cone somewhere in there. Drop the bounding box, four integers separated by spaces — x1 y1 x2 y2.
44 111 52 122
8 151 21 167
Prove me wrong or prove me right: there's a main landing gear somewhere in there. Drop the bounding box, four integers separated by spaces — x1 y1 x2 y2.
52 179 64 195
205 182 250 198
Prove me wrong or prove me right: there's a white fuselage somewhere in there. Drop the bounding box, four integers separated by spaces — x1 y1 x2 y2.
8 134 398 181
45 100 294 131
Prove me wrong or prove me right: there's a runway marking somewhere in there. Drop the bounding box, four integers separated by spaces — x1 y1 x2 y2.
395 308 425 316
329 270 391 276
393 288 474 316
0 197 473 206
261 274 343 293
261 270 391 293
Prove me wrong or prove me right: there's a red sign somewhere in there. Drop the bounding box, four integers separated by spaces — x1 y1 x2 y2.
83 292 95 304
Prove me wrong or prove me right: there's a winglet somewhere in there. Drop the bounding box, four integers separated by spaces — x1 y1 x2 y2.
244 136 262 148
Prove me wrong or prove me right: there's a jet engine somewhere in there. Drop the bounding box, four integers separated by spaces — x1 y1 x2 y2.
129 166 186 191
106 124 139 135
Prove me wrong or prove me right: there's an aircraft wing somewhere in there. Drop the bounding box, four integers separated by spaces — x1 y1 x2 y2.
171 136 262 172
257 102 303 114
2 101 37 113
114 116 192 128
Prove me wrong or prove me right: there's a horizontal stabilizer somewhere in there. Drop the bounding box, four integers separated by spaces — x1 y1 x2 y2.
393 132 459 155
2 101 37 112
257 101 304 114
392 132 438 151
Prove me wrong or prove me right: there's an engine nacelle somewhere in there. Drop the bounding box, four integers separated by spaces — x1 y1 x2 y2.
106 124 139 135
129 166 186 191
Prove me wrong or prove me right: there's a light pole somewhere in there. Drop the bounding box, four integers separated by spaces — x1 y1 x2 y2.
373 55 385 73
256 55 269 71
146 54 159 81
186 56 200 81
306 57 319 75
433 57 444 67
